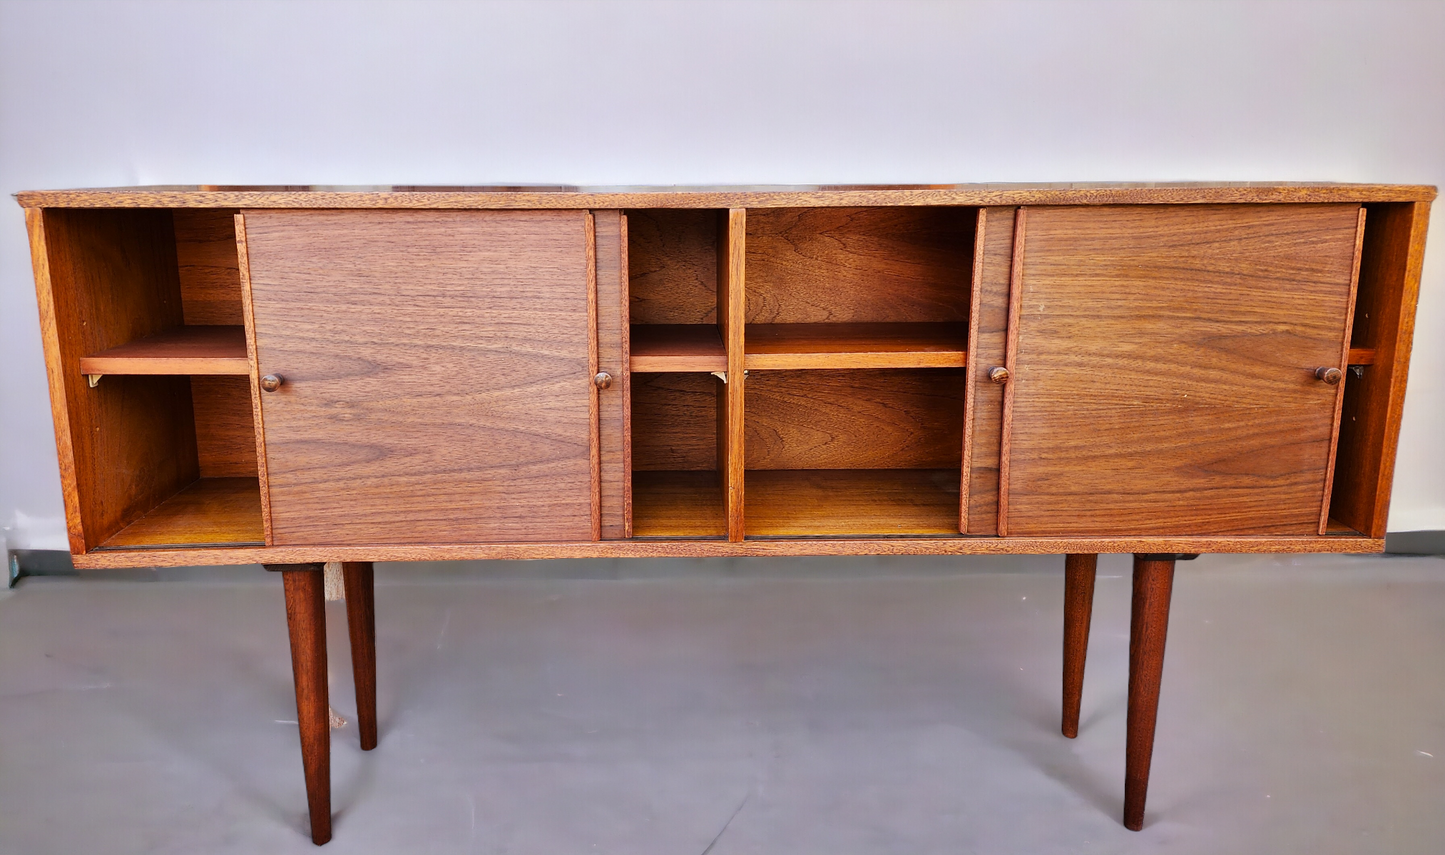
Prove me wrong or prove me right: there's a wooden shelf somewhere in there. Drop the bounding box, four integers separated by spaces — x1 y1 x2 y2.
744 323 968 370
99 477 264 549
630 325 726 373
745 469 961 536
1347 346 1376 365
632 470 725 537
79 325 249 376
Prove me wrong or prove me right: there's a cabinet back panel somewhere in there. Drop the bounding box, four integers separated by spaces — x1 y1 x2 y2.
631 373 719 471
745 369 965 470
1004 204 1361 536
627 209 719 325
192 376 257 478
35 209 200 550
174 209 243 325
745 207 975 324
244 210 597 545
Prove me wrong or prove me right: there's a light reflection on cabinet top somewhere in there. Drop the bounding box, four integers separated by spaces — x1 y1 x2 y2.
15 182 1437 209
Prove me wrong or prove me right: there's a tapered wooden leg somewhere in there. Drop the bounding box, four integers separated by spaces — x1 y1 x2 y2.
341 562 378 751
1062 553 1098 738
270 563 332 846
1124 555 1176 832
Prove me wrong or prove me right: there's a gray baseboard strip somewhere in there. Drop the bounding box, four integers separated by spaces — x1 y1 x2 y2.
1384 531 1445 556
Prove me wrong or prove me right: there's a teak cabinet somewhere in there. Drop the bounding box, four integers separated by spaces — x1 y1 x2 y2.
19 184 1434 843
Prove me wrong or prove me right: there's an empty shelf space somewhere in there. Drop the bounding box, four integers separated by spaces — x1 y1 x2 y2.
630 325 726 372
1347 346 1377 365
746 469 961 537
744 323 968 370
99 477 264 549
79 325 249 376
1324 517 1363 536
632 471 725 537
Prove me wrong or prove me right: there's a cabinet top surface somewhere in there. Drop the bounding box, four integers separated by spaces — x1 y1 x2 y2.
14 182 1437 209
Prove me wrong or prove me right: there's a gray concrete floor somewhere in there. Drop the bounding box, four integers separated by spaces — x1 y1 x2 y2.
1 553 1443 854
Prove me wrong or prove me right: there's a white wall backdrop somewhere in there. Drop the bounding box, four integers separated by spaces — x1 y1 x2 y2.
2 0 1443 548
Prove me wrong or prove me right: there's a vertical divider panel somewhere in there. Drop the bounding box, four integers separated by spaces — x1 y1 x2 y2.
1318 206 1366 535
594 211 631 539
960 207 1016 534
719 209 747 541
235 213 274 546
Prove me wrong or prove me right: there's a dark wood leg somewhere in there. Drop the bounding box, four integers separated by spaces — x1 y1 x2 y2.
1124 554 1177 832
341 562 378 751
269 563 332 846
1062 553 1098 738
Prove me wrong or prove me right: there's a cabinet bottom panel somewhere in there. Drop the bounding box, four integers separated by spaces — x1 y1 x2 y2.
746 469 961 537
98 477 264 549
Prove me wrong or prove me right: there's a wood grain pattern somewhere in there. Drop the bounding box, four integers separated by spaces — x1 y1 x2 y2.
744 369 965 470
1002 205 1362 537
275 564 332 845
1061 553 1098 739
98 477 264 548
70 532 1385 569
594 210 631 539
627 209 718 324
174 208 243 325
245 210 596 546
18 183 1435 211
631 471 726 538
1318 207 1368 534
341 561 378 751
720 209 747 542
1330 201 1433 537
31 208 201 550
587 213 601 542
961 208 1016 534
630 373 718 471
1347 347 1377 364
745 469 961 536
996 208 1027 536
743 322 967 370
235 214 274 545
78 325 248 375
1124 556 1176 832
191 376 258 477
745 207 973 324
629 324 725 372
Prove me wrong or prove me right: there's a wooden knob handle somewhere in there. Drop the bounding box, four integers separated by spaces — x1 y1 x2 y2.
989 366 1010 384
594 372 613 390
1315 367 1343 385
260 374 284 392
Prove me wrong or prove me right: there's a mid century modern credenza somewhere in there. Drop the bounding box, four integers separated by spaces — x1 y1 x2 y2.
17 183 1434 844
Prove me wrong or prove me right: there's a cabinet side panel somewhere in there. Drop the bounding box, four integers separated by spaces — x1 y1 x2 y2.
720 209 747 541
1331 201 1432 537
25 208 87 553
32 209 200 550
961 207 1015 534
594 211 630 539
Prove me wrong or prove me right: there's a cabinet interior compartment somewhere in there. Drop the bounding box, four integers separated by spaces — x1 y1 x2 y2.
743 207 975 369
627 209 728 372
744 368 965 536
630 372 726 537
1327 201 1424 537
38 208 263 550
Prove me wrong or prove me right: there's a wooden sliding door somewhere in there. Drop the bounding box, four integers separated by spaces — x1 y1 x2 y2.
999 204 1364 536
242 210 600 545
